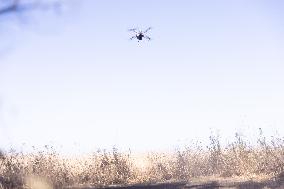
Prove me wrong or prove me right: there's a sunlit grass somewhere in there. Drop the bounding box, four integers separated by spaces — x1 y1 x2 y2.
1 128 284 189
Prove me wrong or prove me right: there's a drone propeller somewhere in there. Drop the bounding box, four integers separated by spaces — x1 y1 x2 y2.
128 28 138 33
143 27 152 33
144 35 151 41
129 36 136 40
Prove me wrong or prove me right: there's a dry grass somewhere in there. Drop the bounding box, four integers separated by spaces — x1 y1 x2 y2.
1 129 284 189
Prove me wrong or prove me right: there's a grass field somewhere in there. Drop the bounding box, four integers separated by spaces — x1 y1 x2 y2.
1 129 284 189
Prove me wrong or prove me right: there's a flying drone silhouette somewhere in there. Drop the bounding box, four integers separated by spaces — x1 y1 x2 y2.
128 27 152 41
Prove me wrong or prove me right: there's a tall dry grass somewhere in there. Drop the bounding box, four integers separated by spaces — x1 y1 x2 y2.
1 129 284 189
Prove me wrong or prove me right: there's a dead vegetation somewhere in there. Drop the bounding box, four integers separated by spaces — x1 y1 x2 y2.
1 129 284 189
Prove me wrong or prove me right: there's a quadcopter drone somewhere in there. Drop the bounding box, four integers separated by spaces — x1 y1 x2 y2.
128 27 152 41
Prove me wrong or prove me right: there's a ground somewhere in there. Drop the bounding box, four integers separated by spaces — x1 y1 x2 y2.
65 175 284 189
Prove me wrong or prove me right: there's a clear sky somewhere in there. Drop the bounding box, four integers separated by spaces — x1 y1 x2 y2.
0 0 284 154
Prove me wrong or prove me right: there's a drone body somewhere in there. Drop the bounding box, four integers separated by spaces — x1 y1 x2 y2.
136 33 144 40
129 27 152 41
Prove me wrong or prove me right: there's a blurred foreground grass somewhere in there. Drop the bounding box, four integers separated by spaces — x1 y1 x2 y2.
1 129 284 189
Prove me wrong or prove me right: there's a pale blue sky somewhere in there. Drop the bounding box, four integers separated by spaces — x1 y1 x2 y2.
0 0 284 153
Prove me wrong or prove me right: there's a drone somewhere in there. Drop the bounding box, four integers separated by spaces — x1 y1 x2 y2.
128 27 152 41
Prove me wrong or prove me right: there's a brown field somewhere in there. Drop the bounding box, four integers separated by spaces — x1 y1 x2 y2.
1 129 284 189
